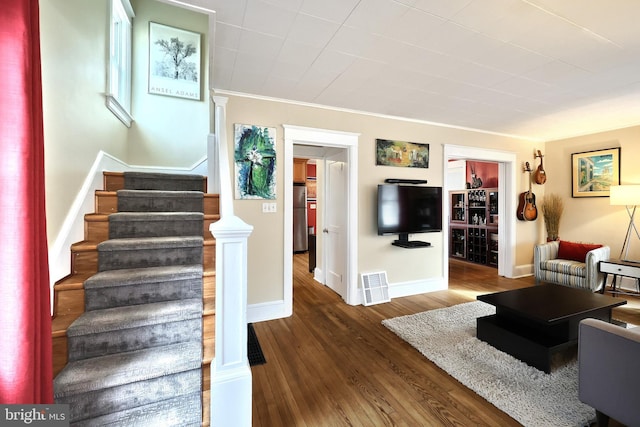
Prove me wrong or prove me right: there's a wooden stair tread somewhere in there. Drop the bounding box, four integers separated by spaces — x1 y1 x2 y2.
103 171 208 192
84 213 110 221
203 338 214 364
85 212 219 220
97 190 218 196
52 313 82 336
56 267 213 284
203 299 215 314
71 236 216 250
55 272 93 288
71 240 98 251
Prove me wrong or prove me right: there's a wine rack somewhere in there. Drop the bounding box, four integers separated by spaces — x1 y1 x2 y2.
449 188 498 267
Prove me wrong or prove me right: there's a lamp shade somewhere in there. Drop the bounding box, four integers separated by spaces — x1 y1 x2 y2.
610 185 640 206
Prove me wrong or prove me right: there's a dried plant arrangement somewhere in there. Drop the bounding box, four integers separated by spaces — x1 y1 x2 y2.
541 193 564 241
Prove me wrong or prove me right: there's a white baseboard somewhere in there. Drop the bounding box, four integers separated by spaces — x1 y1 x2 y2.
389 276 447 299
247 300 290 323
511 263 534 279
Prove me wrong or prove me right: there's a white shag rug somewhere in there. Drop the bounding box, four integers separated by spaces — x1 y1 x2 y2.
382 301 595 427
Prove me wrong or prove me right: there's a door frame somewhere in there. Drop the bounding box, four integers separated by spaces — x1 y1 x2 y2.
442 144 517 280
283 125 360 313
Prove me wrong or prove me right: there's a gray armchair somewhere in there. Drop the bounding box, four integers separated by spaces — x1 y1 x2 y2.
534 241 609 292
578 318 640 427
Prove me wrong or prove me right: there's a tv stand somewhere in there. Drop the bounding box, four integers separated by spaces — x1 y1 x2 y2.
392 234 431 249
392 240 431 248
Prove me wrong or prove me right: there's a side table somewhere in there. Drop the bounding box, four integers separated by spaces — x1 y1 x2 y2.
599 259 640 295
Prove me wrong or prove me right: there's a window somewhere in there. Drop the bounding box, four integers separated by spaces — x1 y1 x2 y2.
107 0 134 127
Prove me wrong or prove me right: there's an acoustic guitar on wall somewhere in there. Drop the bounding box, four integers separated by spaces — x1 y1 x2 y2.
534 150 547 185
516 162 538 221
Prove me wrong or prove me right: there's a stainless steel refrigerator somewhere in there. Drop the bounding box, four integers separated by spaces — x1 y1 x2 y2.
293 183 308 252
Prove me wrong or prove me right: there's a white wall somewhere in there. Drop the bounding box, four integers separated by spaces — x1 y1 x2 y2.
544 125 640 261
128 0 210 167
40 0 129 244
222 94 539 307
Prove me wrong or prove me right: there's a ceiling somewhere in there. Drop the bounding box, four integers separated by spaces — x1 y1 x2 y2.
197 0 640 141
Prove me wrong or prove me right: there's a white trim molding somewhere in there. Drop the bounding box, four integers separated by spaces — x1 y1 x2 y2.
389 277 447 300
283 125 360 313
247 300 287 323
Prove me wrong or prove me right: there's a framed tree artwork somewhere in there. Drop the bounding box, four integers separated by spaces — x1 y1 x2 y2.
148 22 201 100
571 147 620 198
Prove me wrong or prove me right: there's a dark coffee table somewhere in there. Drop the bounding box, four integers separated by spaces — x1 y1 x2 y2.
477 284 626 373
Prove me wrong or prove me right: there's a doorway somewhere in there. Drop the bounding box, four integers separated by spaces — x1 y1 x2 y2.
291 149 347 298
283 125 360 316
443 145 517 281
447 159 500 271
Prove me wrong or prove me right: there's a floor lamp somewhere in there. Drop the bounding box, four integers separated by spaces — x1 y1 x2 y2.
609 185 640 261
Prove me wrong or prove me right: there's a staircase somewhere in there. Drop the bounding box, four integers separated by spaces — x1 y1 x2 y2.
52 172 218 426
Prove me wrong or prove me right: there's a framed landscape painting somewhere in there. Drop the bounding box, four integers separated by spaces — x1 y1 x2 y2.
375 139 429 168
571 147 620 198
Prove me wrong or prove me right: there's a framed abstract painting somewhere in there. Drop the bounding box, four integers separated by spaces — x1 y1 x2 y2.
375 139 429 168
234 124 277 200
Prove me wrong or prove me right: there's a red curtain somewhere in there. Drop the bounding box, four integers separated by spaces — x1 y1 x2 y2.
0 0 53 404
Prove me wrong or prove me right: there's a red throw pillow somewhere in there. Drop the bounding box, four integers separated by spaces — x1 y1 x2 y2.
557 240 603 262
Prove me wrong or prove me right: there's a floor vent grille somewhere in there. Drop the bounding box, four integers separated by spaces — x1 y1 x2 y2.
361 271 390 306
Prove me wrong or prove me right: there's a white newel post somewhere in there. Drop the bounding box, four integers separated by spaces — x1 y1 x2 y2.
209 96 254 426
207 133 220 195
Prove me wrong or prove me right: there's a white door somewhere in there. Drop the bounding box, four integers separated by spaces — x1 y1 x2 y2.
324 150 347 299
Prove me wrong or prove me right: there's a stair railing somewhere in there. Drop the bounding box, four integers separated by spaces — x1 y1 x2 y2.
208 95 254 427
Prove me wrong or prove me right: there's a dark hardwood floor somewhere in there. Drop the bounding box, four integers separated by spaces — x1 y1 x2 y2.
251 255 640 426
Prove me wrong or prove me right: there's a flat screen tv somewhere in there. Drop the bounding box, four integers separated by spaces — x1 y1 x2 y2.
377 184 443 247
